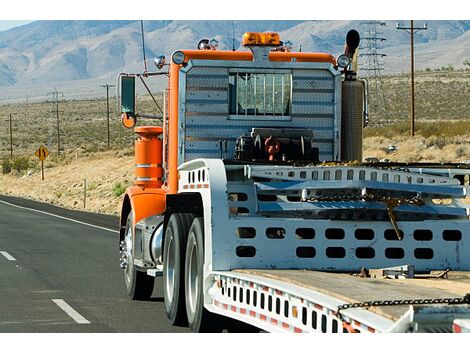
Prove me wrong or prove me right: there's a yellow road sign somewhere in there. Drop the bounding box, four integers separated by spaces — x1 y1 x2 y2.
35 145 50 161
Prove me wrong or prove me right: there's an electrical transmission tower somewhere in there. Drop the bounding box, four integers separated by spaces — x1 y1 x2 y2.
360 21 388 120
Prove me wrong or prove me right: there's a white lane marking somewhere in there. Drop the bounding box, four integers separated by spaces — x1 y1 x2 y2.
0 251 16 261
0 200 119 234
51 299 91 324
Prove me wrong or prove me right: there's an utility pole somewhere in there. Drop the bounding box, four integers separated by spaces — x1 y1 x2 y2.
101 84 115 149
47 88 64 159
397 20 427 137
9 113 13 158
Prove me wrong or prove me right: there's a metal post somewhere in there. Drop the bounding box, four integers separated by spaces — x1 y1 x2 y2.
83 179 87 209
41 160 44 181
9 113 13 158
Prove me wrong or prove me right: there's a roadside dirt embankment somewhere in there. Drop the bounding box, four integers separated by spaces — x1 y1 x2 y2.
1 136 469 215
0 150 134 215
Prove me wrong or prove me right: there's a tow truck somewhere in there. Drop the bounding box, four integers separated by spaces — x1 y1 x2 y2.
117 30 470 332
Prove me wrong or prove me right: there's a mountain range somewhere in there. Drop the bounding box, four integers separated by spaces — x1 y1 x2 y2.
0 20 469 102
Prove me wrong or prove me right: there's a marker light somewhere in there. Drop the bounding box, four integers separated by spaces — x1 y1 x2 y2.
336 54 351 68
263 32 280 46
172 51 185 64
242 32 280 46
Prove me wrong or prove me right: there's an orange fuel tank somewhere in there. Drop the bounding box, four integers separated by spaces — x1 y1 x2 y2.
134 126 163 188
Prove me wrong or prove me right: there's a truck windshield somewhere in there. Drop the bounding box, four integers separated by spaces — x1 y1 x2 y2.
229 72 291 117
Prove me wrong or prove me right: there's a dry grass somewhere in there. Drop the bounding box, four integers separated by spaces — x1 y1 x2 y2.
366 69 470 125
0 94 162 159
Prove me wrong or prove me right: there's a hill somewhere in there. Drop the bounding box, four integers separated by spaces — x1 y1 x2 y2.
0 20 469 103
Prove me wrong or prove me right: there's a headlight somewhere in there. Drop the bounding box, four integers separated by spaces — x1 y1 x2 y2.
336 54 351 68
172 51 185 65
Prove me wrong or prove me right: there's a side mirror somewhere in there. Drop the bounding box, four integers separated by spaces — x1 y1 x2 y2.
120 75 136 128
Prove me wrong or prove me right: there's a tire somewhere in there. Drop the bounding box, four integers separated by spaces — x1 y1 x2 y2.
184 217 223 332
123 212 155 300
163 213 194 326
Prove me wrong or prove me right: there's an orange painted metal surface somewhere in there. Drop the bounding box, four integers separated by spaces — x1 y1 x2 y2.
167 63 180 194
125 186 166 226
177 49 336 65
134 126 163 188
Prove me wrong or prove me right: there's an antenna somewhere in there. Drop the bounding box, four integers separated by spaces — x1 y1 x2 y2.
141 20 148 73
231 21 235 51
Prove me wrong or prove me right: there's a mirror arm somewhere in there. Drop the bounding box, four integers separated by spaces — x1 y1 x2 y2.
137 74 164 115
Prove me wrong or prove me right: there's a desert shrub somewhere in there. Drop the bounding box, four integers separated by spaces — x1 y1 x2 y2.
456 146 468 159
2 158 12 174
12 156 30 173
88 181 98 191
112 182 126 197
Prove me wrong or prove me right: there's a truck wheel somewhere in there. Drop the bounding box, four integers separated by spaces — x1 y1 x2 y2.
185 217 222 332
163 213 194 326
123 213 155 300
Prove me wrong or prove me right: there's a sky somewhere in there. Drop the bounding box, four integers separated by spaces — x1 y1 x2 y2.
0 20 33 32
0 0 469 22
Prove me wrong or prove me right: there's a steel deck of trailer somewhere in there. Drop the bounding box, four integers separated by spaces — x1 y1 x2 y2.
236 269 470 321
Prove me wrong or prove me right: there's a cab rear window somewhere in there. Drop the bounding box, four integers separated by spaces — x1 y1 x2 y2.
229 72 291 117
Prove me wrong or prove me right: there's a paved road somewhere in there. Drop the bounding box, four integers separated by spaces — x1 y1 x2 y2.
0 195 188 332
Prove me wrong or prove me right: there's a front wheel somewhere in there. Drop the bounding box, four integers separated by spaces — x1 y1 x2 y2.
184 218 222 332
122 212 154 300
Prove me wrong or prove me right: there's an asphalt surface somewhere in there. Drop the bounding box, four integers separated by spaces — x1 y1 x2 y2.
0 195 188 332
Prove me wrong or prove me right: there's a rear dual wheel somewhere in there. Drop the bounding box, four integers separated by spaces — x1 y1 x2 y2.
184 218 225 332
163 213 195 326
164 214 258 332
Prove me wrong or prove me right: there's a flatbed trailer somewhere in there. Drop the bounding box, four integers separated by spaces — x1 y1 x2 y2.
207 269 470 333
117 29 470 333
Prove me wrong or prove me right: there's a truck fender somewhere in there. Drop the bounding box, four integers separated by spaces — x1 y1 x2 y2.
119 186 166 244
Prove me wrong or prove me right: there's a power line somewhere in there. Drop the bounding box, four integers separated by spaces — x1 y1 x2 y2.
397 20 428 137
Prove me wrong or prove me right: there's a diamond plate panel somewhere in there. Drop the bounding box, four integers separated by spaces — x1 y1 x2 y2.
186 90 228 101
291 102 335 115
182 65 338 162
294 92 335 104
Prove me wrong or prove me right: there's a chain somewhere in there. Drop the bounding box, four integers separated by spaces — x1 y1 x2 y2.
337 293 470 314
309 193 424 206
307 194 424 240
335 293 470 332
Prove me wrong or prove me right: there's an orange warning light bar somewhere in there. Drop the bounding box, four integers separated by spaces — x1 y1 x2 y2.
242 32 280 46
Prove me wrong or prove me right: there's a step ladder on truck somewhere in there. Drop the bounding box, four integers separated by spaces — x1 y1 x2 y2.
117 29 470 333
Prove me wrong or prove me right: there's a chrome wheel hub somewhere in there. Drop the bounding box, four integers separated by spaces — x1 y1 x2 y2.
187 238 199 315
164 233 175 302
120 227 133 271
